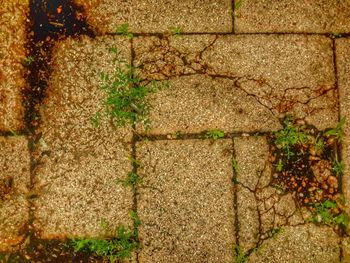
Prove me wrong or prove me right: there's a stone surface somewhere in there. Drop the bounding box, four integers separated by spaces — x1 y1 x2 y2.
235 0 350 33
0 136 30 251
0 0 27 131
75 0 232 34
234 136 304 251
247 224 340 263
335 38 350 233
136 139 235 263
134 34 337 134
342 237 350 263
33 36 134 238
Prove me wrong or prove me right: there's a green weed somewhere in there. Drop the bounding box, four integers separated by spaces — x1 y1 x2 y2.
116 172 142 187
71 212 140 262
22 56 35 66
205 129 225 140
169 26 183 36
309 200 349 227
275 159 283 172
332 160 345 176
314 136 325 154
94 48 166 127
233 245 247 263
234 0 243 10
274 116 310 158
324 117 346 142
331 32 342 39
115 24 134 38
232 158 239 173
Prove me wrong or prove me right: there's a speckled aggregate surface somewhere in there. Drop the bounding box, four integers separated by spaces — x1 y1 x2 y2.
0 0 28 131
0 0 350 262
136 139 235 263
33 36 134 238
0 137 30 251
235 0 350 33
74 0 232 34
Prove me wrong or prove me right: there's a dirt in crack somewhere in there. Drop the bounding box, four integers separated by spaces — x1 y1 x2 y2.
269 116 349 232
24 0 94 132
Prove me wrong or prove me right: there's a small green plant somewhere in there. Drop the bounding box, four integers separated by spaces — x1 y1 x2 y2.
22 56 35 66
116 23 134 38
332 160 345 176
234 0 243 10
314 136 325 153
204 129 225 140
232 158 239 173
331 32 342 39
309 200 349 227
267 227 283 238
169 26 183 36
71 213 140 262
275 159 283 172
116 172 141 187
233 245 247 263
324 117 346 142
274 116 310 158
94 48 165 127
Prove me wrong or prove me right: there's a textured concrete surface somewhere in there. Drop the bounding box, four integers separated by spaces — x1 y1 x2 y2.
33 36 134 238
248 224 340 263
134 35 337 134
136 139 235 263
336 38 350 233
0 136 30 251
75 0 232 34
235 0 350 33
343 237 350 263
235 136 305 252
0 0 27 131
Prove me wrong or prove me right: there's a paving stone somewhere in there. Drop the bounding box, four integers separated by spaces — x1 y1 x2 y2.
0 0 27 131
0 136 30 251
342 237 350 263
136 139 235 263
235 0 350 33
134 35 337 134
75 0 232 34
335 38 350 233
247 224 340 263
234 136 304 251
33 36 134 238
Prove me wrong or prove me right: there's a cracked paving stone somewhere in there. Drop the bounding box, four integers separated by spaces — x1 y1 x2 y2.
335 38 350 234
0 136 30 251
136 139 235 263
74 0 232 34
234 136 305 251
33 36 134 238
0 0 28 131
235 0 350 33
134 34 337 135
247 224 340 263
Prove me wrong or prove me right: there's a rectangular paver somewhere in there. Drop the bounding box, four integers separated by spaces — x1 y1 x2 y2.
0 136 30 251
74 0 233 33
33 36 134 238
234 136 340 262
136 139 235 263
134 35 337 135
0 0 27 131
235 0 350 33
335 38 350 233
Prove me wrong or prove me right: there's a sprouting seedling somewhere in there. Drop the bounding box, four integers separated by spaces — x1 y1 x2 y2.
116 172 142 187
204 129 225 140
116 24 134 38
234 0 243 10
22 56 35 66
331 32 342 39
332 160 344 176
232 158 239 173
275 159 283 172
324 117 346 142
169 26 183 36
